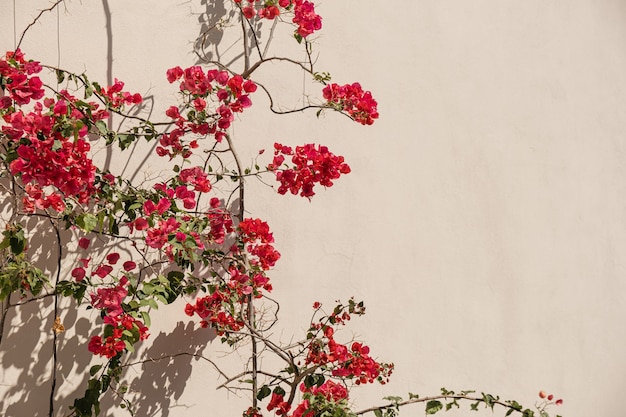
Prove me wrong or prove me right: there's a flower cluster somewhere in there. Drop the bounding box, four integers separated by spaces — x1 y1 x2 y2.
88 313 149 358
322 82 379 125
306 326 393 385
291 381 349 417
207 197 234 244
4 96 98 212
292 0 322 38
234 0 322 38
268 143 351 199
161 67 257 157
304 302 393 386
90 276 129 317
0 49 44 107
237 218 281 270
184 283 245 336
0 50 141 213
87 273 149 359
97 78 143 110
184 218 278 336
267 392 291 415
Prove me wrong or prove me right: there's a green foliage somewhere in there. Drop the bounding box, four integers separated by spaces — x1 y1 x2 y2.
0 226 49 300
425 400 443 415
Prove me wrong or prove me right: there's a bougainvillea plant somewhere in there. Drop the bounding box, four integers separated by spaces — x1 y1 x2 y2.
0 1 563 417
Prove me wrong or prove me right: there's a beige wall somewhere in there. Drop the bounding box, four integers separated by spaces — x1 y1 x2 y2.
2 1 626 416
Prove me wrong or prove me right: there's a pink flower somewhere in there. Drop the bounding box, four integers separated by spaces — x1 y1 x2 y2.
143 200 156 215
242 6 256 19
71 267 86 282
106 252 120 265
156 197 171 214
78 238 90 250
166 66 183 83
134 218 148 230
94 264 113 278
122 261 137 271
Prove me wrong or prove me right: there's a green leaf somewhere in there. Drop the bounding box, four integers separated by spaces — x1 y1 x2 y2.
373 410 383 417
257 385 271 401
482 393 497 409
56 69 65 84
76 213 98 233
52 140 63 151
9 236 24 256
425 400 443 415
124 340 135 353
140 311 151 327
95 120 107 135
383 396 403 403
89 364 102 376
142 282 155 295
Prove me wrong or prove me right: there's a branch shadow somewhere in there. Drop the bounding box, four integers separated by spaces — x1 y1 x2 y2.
111 321 216 417
2 1 252 415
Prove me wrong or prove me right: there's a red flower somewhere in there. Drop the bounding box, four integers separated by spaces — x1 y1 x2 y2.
269 143 351 198
94 264 113 278
78 238 90 250
71 267 86 282
106 252 120 265
322 82 378 125
122 261 137 271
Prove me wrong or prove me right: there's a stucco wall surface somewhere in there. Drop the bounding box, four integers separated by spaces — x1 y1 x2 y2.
1 1 626 416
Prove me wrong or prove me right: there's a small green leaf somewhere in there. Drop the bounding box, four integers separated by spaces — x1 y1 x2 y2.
9 236 24 256
383 396 403 403
56 69 65 84
89 365 102 376
140 311 151 327
425 400 443 415
124 340 135 353
76 213 98 233
95 120 107 135
257 385 271 401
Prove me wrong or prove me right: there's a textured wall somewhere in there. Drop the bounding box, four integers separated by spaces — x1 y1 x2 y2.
2 1 626 416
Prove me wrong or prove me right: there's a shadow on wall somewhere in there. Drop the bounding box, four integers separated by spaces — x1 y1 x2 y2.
195 0 232 64
110 322 216 417
194 0 271 66
0 0 251 415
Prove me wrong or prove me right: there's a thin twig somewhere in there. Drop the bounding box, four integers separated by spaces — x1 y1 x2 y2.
355 394 524 416
0 294 11 347
16 0 65 50
48 217 62 417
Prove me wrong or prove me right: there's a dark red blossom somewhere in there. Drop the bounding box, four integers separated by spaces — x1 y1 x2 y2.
269 143 351 199
293 0 322 37
322 82 379 125
238 218 281 270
